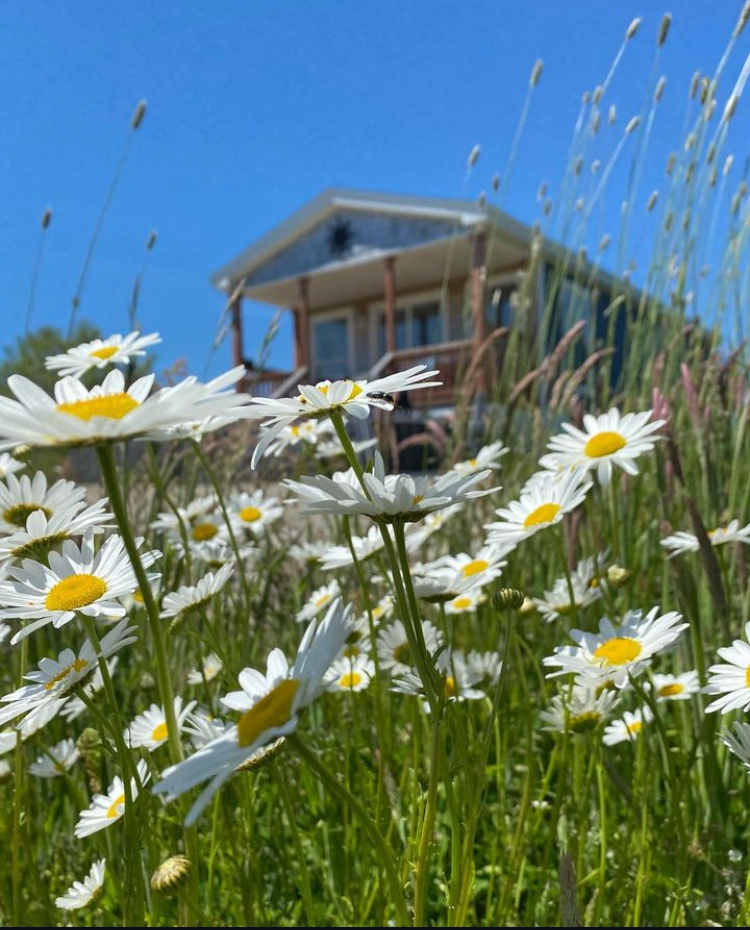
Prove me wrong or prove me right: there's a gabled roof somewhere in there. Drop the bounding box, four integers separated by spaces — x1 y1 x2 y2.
210 187 535 291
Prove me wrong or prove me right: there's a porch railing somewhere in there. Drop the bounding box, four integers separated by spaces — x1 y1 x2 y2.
366 338 475 407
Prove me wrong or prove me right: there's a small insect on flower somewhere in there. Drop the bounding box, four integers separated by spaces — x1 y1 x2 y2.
75 759 150 837
55 859 106 910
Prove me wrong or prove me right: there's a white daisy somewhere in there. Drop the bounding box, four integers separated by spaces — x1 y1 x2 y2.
602 707 654 746
0 620 135 732
0 472 104 536
316 435 379 462
75 759 150 838
0 366 252 450
229 490 283 536
0 531 159 643
539 408 664 485
452 440 509 476
0 621 10 644
405 503 464 549
126 697 196 752
320 525 388 570
326 654 375 692
0 502 112 564
285 452 498 524
661 519 750 557
0 453 24 480
721 721 750 770
465 650 503 689
392 650 486 703
287 541 330 566
540 686 619 733
151 494 219 536
264 419 323 456
160 563 233 620
704 623 750 713
543 608 688 687
187 652 224 685
445 589 486 615
245 365 441 466
435 545 510 592
485 469 591 546
153 599 353 824
650 670 700 702
339 614 373 659
55 859 106 910
61 658 119 723
29 738 80 777
45 330 161 379
533 573 602 623
183 710 230 750
181 537 259 567
377 619 443 676
296 580 341 623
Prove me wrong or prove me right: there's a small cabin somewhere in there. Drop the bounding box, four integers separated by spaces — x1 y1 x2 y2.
211 188 628 411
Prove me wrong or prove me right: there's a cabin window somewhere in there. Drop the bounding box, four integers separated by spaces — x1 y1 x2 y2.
312 315 351 380
485 285 516 330
374 299 444 356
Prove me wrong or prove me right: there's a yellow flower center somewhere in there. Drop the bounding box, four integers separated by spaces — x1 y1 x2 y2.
658 683 684 698
45 574 107 611
462 559 489 577
237 679 300 748
133 589 145 604
339 671 362 689
393 643 412 666
524 502 561 528
151 722 168 743
239 506 262 523
314 592 332 608
745 666 750 687
444 676 456 698
468 458 477 467
568 710 602 733
106 793 126 819
44 658 88 691
3 502 51 527
625 721 643 736
89 345 119 360
56 393 140 422
452 596 473 610
593 637 642 666
298 382 363 404
191 523 218 541
584 431 626 458
412 495 424 506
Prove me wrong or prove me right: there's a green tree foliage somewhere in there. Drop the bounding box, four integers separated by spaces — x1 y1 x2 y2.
0 322 102 397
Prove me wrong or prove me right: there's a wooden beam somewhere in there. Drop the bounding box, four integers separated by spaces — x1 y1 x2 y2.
384 256 397 354
230 294 244 391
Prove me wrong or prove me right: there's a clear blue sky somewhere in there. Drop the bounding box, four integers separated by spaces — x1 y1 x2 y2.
1 1 746 378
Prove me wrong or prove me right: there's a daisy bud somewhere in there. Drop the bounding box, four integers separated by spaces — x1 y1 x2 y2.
76 728 103 795
151 856 191 896
606 565 631 588
493 588 525 612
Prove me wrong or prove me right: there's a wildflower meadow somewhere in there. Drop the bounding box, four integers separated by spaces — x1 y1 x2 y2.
5 7 750 928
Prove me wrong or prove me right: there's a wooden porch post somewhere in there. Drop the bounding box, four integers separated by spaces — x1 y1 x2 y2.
230 293 244 391
384 256 397 355
471 230 487 392
297 276 310 370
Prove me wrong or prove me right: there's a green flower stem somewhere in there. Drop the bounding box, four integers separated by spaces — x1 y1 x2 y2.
553 525 579 626
81 614 145 926
290 734 410 927
11 636 28 927
414 713 442 927
272 763 317 926
191 440 253 615
97 443 201 919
